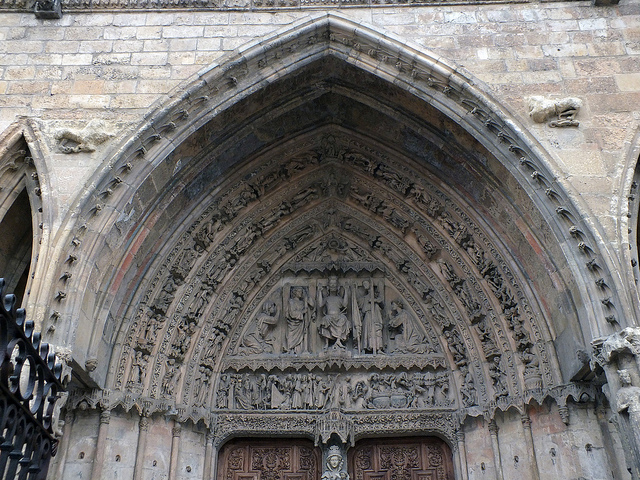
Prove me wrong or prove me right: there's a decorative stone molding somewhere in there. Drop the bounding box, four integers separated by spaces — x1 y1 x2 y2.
0 0 585 11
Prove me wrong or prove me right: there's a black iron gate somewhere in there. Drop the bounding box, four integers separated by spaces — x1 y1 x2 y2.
0 279 66 479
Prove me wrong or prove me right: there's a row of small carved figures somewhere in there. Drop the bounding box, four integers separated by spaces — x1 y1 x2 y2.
216 371 453 411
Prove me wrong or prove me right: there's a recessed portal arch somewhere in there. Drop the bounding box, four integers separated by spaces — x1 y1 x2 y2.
41 13 622 464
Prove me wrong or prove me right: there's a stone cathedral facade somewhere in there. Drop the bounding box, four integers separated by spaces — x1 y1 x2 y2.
2 0 640 479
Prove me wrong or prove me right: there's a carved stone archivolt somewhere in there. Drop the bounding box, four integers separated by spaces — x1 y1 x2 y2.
104 131 565 445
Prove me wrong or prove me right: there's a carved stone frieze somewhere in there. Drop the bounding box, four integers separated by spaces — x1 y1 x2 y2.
214 368 453 412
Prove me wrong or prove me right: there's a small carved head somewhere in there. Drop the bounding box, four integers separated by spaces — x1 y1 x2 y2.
327 446 343 470
618 369 633 387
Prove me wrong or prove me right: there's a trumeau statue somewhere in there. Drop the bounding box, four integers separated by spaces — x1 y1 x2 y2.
321 446 349 480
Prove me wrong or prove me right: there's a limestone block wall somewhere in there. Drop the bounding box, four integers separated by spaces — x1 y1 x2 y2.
0 1 639 258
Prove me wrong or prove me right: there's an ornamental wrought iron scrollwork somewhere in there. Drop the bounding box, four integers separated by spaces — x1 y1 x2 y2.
0 278 67 480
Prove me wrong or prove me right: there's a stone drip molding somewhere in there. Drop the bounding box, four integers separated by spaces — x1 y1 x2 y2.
50 14 623 368
0 0 583 12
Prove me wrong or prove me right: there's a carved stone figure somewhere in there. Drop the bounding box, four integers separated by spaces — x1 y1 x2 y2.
616 369 640 414
358 281 384 354
193 365 212 407
388 300 427 354
285 287 315 354
153 276 178 314
528 96 582 127
162 358 182 397
459 365 477 407
318 276 350 350
489 356 508 398
239 300 278 355
321 446 349 480
130 350 148 384
54 119 115 153
443 328 467 366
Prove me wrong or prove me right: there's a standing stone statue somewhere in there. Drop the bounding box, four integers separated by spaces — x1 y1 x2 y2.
130 350 148 384
359 280 384 354
318 276 350 350
388 299 427 354
285 286 315 354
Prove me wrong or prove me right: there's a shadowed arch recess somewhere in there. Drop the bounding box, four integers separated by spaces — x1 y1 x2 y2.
46 15 617 416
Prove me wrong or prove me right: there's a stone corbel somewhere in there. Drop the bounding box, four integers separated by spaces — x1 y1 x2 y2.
34 0 62 19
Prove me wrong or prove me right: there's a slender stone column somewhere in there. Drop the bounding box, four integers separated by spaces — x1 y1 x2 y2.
456 429 468 480
488 420 504 480
203 431 215 480
133 413 149 480
54 410 74 480
521 412 540 480
90 409 111 480
169 422 182 480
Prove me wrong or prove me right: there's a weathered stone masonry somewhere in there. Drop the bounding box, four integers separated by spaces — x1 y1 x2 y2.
2 1 640 479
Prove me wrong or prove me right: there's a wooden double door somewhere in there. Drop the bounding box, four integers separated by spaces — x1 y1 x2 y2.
218 438 454 480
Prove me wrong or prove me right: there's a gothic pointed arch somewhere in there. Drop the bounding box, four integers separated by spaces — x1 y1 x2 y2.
0 122 47 309
50 15 619 435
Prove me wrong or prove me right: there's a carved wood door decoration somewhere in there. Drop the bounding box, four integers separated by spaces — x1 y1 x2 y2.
349 438 454 480
218 440 321 480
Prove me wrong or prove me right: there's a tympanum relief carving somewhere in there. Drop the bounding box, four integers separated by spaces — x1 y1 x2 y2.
232 273 434 358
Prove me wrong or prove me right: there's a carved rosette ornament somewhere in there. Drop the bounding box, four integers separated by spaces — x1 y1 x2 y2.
107 133 563 444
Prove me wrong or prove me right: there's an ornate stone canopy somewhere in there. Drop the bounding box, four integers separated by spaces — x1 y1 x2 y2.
50 15 618 446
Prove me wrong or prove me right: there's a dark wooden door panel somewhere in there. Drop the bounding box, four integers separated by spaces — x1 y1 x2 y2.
218 440 320 480
350 438 454 480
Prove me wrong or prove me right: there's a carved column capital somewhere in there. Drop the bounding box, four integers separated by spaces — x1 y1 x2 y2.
64 409 74 424
520 413 531 429
99 409 111 425
593 327 640 365
139 415 149 432
173 424 182 437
